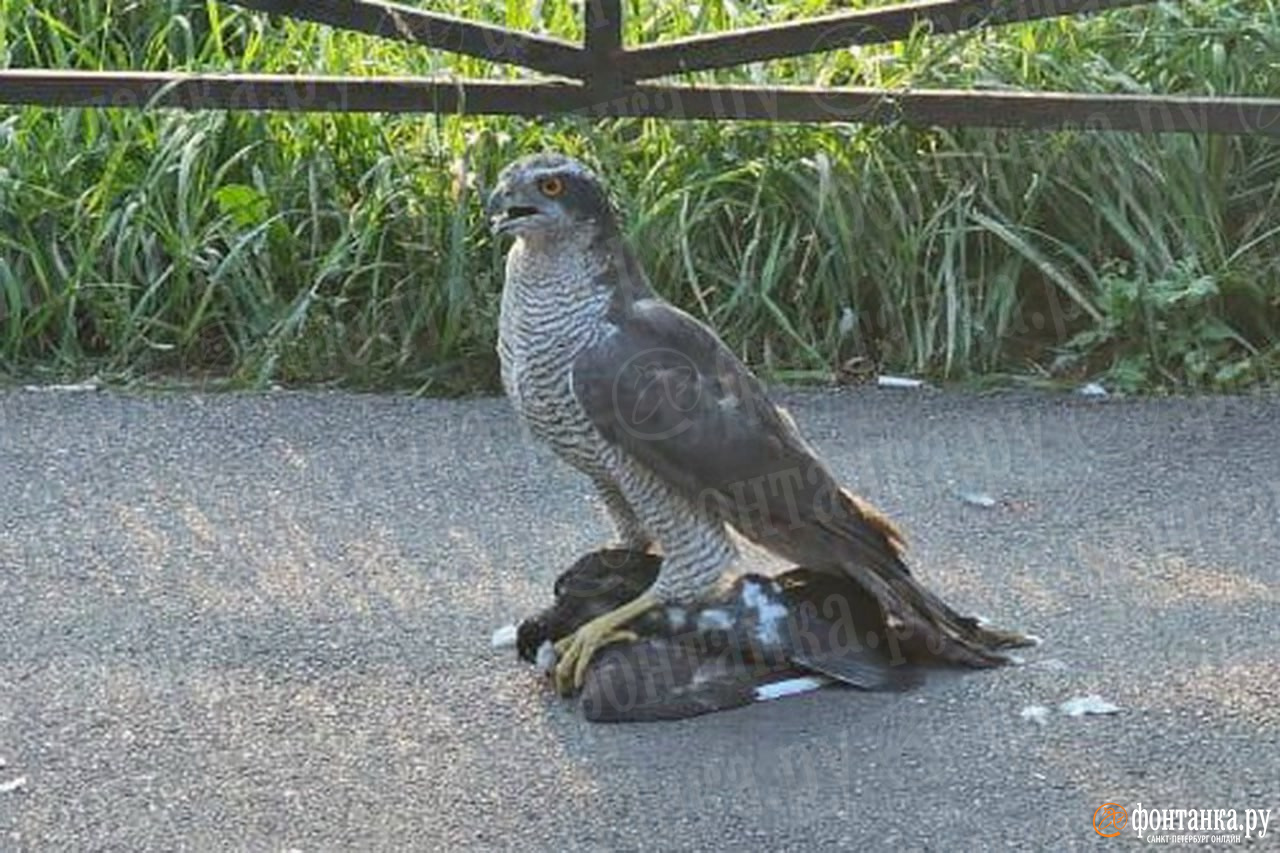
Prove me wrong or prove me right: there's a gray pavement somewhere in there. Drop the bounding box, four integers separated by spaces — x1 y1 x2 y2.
1 386 1277 850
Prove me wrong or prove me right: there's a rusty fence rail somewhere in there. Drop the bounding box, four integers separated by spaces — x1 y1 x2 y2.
0 0 1277 136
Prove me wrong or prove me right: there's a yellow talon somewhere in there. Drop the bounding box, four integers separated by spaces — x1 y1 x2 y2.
553 591 659 695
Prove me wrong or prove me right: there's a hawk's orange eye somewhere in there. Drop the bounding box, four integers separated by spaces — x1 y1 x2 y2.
538 177 565 197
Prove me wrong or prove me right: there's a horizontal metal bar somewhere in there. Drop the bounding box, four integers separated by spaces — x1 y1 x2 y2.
229 0 587 78
1 72 1277 137
628 85 1280 137
0 70 579 114
622 0 1157 80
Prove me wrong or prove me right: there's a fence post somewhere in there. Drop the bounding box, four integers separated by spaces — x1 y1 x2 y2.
585 0 626 108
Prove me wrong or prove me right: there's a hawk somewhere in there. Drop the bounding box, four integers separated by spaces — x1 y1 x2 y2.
486 153 1031 694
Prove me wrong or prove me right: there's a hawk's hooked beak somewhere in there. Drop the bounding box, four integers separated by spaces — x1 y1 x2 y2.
486 182 544 236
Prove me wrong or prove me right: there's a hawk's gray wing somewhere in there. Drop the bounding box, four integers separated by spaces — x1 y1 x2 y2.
571 299 909 582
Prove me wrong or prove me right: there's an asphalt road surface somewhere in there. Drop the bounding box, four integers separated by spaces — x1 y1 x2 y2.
2 386 1277 850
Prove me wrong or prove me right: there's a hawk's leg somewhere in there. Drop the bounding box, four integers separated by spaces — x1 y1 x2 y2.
594 477 655 552
554 590 658 695
554 479 735 693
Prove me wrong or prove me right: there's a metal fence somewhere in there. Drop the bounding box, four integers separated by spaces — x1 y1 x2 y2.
1 0 1277 136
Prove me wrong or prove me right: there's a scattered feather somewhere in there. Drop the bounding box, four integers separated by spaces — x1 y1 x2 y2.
1020 705 1051 726
1059 694 1122 716
1077 382 1108 397
0 776 26 794
490 624 518 649
755 676 831 701
877 375 925 389
22 379 101 393
958 491 998 508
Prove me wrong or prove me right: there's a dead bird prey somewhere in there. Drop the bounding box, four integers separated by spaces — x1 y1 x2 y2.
487 152 1032 694
510 549 1030 722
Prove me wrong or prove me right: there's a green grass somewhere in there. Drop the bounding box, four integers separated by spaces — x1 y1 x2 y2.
0 0 1278 393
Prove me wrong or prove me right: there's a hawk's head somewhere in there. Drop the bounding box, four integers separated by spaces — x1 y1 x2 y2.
486 153 617 239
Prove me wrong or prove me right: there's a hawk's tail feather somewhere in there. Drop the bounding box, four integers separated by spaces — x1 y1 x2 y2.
827 490 1036 669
